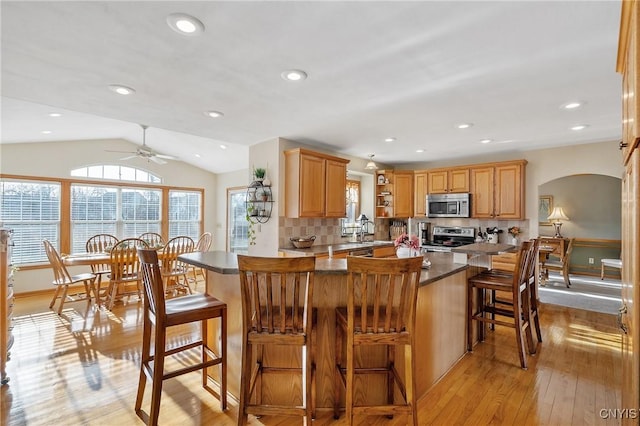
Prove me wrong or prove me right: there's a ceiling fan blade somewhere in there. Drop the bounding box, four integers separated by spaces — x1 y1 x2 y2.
155 154 177 160
119 155 138 161
105 149 137 154
150 156 167 165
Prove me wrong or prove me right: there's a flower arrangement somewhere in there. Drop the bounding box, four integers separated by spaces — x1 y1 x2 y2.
394 233 419 250
508 226 521 238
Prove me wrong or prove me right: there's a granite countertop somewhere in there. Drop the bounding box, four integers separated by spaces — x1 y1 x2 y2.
450 242 516 255
179 251 467 287
278 240 395 257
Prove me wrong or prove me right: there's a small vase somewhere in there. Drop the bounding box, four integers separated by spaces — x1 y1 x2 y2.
396 247 411 258
511 236 518 245
263 177 271 187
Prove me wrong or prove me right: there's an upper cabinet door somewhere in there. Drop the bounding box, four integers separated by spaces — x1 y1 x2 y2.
619 0 640 165
448 168 470 193
470 161 525 219
494 163 523 219
414 171 428 216
428 170 448 194
284 148 349 218
470 166 494 218
393 171 414 218
427 168 469 193
325 159 348 217
298 153 326 217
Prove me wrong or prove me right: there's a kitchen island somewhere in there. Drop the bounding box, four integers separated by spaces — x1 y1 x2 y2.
179 251 476 410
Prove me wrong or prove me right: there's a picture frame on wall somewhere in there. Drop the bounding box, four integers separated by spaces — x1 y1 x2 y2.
539 195 553 225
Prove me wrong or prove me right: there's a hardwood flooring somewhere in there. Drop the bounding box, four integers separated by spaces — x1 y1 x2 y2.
2 284 622 425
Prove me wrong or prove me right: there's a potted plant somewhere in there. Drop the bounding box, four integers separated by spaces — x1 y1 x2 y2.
253 166 266 182
394 233 420 257
245 205 257 246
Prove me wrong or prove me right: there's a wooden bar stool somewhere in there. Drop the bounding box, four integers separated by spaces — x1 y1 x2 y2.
236 255 316 426
478 239 542 343
135 248 227 426
333 255 423 425
468 241 536 369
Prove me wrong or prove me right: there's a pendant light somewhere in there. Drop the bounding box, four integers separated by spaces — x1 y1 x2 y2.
365 154 378 170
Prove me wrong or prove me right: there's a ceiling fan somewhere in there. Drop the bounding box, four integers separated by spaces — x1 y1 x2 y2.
106 124 178 165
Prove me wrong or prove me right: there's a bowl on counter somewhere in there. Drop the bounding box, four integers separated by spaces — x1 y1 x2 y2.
290 235 316 249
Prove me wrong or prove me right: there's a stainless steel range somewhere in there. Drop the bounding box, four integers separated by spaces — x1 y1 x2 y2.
422 226 476 252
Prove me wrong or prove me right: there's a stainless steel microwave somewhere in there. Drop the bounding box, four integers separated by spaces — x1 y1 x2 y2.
426 193 471 218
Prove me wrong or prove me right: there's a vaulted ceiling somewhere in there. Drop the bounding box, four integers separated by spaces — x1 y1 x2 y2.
1 1 623 174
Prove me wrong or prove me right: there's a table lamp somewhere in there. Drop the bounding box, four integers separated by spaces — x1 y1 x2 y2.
547 207 569 238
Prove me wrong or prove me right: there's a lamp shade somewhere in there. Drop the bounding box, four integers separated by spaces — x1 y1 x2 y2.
547 207 569 221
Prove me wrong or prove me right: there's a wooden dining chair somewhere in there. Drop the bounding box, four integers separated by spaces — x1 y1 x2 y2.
334 255 423 426
43 239 97 315
105 238 149 310
160 236 194 296
139 232 165 249
543 237 575 287
135 248 227 426
188 232 212 288
85 233 119 306
236 255 316 426
468 241 536 369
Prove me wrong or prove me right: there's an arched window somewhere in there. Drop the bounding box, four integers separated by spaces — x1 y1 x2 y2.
71 165 161 183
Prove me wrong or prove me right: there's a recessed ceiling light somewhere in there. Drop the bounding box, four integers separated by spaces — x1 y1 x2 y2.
108 84 136 95
480 139 492 144
563 101 584 110
167 13 205 35
571 124 588 131
457 123 473 129
205 111 224 118
194 154 201 158
281 69 308 81
384 137 396 143
48 112 62 117
219 145 227 150
41 130 52 134
416 149 424 153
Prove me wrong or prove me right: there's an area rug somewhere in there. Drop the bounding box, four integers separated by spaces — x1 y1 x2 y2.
538 272 622 315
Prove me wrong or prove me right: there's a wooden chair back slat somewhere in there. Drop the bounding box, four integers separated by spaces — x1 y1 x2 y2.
160 236 194 277
86 234 119 274
43 239 73 284
195 232 212 252
136 248 165 319
138 232 165 248
237 255 315 336
110 238 148 282
347 256 423 336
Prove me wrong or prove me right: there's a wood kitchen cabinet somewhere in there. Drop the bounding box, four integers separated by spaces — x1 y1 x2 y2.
414 170 428 216
394 171 414 218
375 170 413 218
284 148 350 218
470 160 526 219
427 167 469 194
617 2 640 420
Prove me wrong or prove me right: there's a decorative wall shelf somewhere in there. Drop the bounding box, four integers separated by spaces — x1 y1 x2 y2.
246 181 273 224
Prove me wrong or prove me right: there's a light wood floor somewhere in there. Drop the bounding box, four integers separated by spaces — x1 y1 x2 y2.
2 282 622 425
